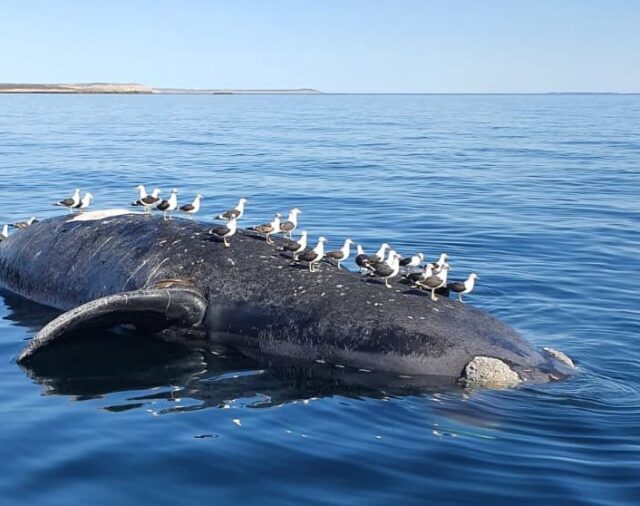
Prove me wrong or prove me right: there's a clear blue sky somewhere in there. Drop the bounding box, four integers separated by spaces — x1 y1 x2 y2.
1 0 638 92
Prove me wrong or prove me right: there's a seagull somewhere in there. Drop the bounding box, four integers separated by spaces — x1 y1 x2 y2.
371 251 401 288
400 252 424 268
74 192 93 211
448 273 479 303
209 216 237 247
133 186 162 213
282 230 308 261
365 247 395 275
0 224 8 241
325 238 354 269
280 208 301 239
406 263 434 286
368 243 391 266
253 213 281 244
10 217 38 229
55 188 80 211
216 198 247 221
157 189 178 220
132 184 148 205
430 253 450 272
355 245 372 273
416 264 451 301
298 237 327 272
180 194 202 217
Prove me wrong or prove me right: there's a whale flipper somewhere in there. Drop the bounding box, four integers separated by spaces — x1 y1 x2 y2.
17 288 207 363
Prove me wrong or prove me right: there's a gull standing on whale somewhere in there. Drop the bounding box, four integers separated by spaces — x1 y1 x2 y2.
431 253 450 272
416 264 451 301
355 245 372 273
400 252 424 268
74 192 94 212
216 198 247 221
371 251 401 288
406 263 434 286
157 189 178 221
282 230 308 261
280 208 301 239
133 186 162 213
448 273 479 303
367 243 391 267
326 238 354 269
10 217 38 230
180 194 203 217
299 236 327 272
132 184 148 206
253 213 281 244
55 188 80 211
209 216 237 247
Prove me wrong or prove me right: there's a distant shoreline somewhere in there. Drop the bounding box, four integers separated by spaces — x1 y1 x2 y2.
0 83 636 95
0 83 321 95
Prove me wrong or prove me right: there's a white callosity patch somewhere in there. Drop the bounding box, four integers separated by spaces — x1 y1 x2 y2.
69 209 141 221
543 347 575 368
461 356 522 389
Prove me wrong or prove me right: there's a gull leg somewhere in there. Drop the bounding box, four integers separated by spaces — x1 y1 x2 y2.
431 289 438 301
458 293 463 303
224 237 230 247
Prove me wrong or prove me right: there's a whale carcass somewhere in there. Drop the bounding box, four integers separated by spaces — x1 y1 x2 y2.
0 210 574 388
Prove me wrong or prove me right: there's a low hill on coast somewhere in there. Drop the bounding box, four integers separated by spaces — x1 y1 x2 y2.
0 83 153 93
0 83 321 94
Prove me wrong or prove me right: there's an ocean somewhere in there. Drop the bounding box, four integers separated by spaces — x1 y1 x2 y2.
0 93 639 505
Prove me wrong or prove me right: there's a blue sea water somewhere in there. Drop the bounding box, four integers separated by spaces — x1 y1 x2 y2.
0 94 639 505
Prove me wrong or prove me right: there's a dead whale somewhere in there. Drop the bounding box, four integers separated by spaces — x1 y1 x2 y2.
0 210 574 388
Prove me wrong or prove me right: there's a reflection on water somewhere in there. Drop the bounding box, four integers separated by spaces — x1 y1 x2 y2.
6 291 461 413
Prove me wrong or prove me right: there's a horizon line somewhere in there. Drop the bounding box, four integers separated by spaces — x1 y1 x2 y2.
0 82 638 95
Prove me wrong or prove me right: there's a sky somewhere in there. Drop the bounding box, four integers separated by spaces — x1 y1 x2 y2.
1 0 639 93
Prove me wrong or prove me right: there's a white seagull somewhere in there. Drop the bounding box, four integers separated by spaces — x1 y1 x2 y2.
157 189 179 220
74 192 93 211
299 236 328 272
448 273 479 303
280 208 301 238
55 188 81 211
282 230 308 262
209 216 238 247
180 194 202 217
325 238 354 269
253 213 281 244
216 198 247 221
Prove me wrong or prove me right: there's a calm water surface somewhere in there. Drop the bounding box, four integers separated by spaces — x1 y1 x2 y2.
0 94 639 505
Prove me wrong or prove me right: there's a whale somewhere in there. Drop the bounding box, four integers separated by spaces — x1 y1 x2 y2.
0 210 574 388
